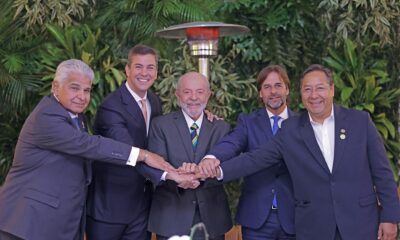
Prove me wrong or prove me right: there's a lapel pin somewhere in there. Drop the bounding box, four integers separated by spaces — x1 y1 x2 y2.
340 129 346 140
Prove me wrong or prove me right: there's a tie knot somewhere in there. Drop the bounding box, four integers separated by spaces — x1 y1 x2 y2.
271 115 281 122
190 123 199 131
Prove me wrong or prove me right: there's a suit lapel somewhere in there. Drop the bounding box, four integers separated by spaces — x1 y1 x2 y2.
120 84 145 125
299 112 331 174
195 116 213 163
332 105 347 174
173 111 194 162
257 108 274 140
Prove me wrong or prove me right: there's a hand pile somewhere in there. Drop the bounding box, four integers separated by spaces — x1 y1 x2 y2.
166 158 222 189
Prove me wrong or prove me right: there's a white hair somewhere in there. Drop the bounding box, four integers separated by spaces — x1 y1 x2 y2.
54 59 94 86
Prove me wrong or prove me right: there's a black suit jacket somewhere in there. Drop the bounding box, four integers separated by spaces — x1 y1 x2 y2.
87 83 163 224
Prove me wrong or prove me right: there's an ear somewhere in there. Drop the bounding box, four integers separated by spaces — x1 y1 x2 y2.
52 81 60 95
125 64 130 77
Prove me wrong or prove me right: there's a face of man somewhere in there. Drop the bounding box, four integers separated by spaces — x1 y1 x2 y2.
176 73 211 120
125 54 157 98
301 70 334 123
259 71 289 115
52 72 92 114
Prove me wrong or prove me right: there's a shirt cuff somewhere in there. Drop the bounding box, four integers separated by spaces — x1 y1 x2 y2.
217 166 224 181
126 147 139 166
203 154 217 160
161 171 168 181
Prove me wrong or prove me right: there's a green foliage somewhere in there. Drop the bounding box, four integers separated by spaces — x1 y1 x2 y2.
38 24 126 127
13 0 92 32
91 0 221 48
323 39 400 180
318 0 400 47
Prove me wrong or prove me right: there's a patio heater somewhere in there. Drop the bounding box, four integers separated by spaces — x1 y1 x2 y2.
156 22 249 80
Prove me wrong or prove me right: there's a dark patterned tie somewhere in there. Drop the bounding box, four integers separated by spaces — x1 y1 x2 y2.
72 117 81 131
271 115 281 209
190 123 199 150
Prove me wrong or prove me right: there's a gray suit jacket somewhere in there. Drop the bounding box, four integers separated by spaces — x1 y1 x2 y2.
147 111 232 238
0 95 132 240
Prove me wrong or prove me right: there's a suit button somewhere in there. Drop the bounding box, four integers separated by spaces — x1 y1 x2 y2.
192 201 196 204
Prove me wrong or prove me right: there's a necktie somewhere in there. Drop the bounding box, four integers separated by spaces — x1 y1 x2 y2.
140 99 148 127
72 117 81 131
190 123 199 150
271 115 281 135
271 115 281 209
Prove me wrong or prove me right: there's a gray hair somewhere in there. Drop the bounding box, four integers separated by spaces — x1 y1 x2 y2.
54 59 95 86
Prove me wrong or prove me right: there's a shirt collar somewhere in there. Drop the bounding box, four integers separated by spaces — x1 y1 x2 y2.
53 94 78 118
181 109 204 130
266 106 289 120
308 105 335 125
125 81 147 102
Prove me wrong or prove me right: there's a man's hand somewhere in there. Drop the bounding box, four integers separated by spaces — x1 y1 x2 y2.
204 109 223 122
198 158 220 178
138 149 175 172
177 162 197 174
166 171 200 189
378 222 397 240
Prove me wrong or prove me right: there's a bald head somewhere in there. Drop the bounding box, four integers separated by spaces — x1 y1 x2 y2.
175 72 211 120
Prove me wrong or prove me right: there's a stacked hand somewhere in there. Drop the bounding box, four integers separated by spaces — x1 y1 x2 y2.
139 149 175 172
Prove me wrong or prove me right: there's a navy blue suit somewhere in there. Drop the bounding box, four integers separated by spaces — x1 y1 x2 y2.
86 83 163 239
221 105 400 240
209 108 296 236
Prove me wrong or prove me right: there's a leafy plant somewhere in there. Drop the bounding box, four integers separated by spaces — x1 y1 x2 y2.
323 39 400 180
38 24 126 127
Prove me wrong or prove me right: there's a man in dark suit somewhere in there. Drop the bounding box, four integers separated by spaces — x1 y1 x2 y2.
86 45 166 240
206 65 296 240
0 59 171 240
201 64 400 240
147 72 232 240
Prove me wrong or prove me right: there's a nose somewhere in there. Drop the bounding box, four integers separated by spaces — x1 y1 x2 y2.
189 92 198 100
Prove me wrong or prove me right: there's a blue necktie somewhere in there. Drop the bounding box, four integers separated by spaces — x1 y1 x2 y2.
190 123 199 150
271 115 281 136
72 117 81 131
271 115 281 209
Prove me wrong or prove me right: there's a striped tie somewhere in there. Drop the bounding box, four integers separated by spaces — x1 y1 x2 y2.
190 123 199 150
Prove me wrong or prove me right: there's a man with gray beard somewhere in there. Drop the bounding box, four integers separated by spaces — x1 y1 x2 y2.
147 72 232 240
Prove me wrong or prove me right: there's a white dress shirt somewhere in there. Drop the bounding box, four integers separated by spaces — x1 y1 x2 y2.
308 106 335 172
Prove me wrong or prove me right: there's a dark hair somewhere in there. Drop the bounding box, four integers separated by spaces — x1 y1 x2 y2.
301 64 333 85
127 44 158 67
256 65 290 91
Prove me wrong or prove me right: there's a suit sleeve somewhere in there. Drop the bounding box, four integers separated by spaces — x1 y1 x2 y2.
208 113 249 161
220 133 283 182
30 108 131 164
365 114 400 222
94 104 163 184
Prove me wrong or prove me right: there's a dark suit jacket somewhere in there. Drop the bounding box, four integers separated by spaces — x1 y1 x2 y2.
87 83 163 224
209 108 296 234
221 105 400 240
0 95 132 240
147 111 232 238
